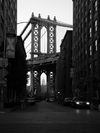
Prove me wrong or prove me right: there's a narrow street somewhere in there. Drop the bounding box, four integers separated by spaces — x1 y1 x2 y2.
0 101 100 133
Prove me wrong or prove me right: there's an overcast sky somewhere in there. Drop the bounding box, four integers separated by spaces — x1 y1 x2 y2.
17 0 73 34
17 0 73 23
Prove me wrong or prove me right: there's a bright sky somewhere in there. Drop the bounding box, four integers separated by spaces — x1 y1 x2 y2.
17 0 73 25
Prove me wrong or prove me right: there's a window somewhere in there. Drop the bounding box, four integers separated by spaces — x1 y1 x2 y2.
95 20 97 32
89 27 92 38
85 47 87 55
95 40 98 51
89 64 92 74
95 0 97 11
89 45 92 56
93 60 98 75
90 9 92 20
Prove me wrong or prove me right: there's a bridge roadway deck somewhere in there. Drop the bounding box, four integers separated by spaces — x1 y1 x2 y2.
27 53 60 70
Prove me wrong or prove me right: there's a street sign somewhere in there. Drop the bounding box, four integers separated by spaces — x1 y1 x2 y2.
6 33 16 58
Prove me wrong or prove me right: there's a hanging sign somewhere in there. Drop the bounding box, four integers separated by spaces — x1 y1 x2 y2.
6 33 16 58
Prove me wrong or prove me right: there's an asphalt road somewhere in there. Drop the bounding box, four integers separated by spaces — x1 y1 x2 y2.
0 101 100 133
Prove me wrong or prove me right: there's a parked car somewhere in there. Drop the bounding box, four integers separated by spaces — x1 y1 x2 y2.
90 98 100 110
63 97 72 106
46 97 55 102
25 97 36 105
71 97 90 109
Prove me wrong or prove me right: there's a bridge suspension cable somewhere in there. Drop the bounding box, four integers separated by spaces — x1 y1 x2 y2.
19 14 73 56
27 49 31 54
17 22 29 25
25 42 31 49
41 30 47 38
25 30 47 50
30 15 73 28
56 20 73 28
20 20 31 36
26 30 47 55
19 15 73 43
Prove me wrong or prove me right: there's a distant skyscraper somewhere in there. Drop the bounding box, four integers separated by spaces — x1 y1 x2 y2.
42 78 46 86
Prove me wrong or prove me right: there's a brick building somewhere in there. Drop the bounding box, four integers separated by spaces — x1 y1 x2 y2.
72 0 100 99
0 0 17 56
7 36 27 105
0 0 17 106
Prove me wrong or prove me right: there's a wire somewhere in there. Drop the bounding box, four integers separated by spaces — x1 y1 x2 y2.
41 30 47 38
25 28 47 56
25 30 46 49
25 42 31 49
26 30 46 53
17 22 28 25
27 49 31 54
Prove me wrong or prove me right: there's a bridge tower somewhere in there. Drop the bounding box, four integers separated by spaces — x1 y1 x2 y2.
30 13 57 96
31 13 56 58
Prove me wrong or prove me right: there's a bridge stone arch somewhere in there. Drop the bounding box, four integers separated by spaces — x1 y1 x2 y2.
30 63 56 99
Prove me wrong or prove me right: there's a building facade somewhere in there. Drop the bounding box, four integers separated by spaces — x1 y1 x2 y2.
72 0 100 99
0 0 17 57
64 31 73 98
7 36 27 105
55 30 73 100
0 0 17 106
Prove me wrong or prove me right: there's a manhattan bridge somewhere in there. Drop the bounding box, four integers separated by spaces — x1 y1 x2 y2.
19 13 73 98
